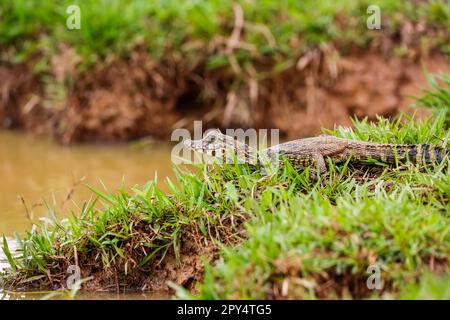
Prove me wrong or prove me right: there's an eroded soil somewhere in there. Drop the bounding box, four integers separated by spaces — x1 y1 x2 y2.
2 47 449 144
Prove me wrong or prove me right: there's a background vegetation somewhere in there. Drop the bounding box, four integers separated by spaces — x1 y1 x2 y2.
1 0 449 69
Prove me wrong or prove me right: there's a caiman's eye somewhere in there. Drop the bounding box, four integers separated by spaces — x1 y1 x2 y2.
206 135 217 143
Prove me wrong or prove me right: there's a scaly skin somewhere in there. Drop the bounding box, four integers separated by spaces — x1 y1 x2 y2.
184 130 450 177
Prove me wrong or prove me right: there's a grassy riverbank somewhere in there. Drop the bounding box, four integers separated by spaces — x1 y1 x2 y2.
1 109 449 298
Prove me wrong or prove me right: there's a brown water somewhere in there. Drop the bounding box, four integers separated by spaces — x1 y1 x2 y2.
0 130 176 300
0 130 175 236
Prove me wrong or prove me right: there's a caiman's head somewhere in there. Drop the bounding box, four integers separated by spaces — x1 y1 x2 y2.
184 129 256 164
184 129 232 157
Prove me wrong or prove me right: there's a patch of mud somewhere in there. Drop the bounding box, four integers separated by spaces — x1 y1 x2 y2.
80 236 222 293
77 242 218 293
54 50 188 144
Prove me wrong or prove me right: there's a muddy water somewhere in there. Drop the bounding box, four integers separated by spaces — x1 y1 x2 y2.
0 130 176 299
0 130 176 235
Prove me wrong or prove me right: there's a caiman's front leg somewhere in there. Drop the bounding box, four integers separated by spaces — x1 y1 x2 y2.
259 146 331 179
309 151 327 180
258 149 279 176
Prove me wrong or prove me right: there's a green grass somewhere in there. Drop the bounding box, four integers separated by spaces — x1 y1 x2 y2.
416 73 450 126
1 0 449 69
1 111 449 298
398 272 450 299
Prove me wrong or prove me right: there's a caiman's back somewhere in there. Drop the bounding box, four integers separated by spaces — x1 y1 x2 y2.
266 135 449 166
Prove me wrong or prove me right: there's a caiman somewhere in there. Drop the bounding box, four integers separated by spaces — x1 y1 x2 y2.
184 129 450 178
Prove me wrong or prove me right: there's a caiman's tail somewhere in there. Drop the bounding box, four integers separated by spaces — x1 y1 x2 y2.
349 142 450 165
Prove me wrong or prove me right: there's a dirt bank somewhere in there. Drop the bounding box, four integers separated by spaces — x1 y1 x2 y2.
1 47 449 144
2 207 245 294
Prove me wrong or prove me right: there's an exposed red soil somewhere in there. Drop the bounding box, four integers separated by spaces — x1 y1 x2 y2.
0 62 51 134
78 241 218 293
265 51 450 139
1 48 450 144
53 48 188 144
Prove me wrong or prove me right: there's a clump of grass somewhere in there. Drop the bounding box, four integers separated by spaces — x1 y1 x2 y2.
416 73 450 127
0 166 252 291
